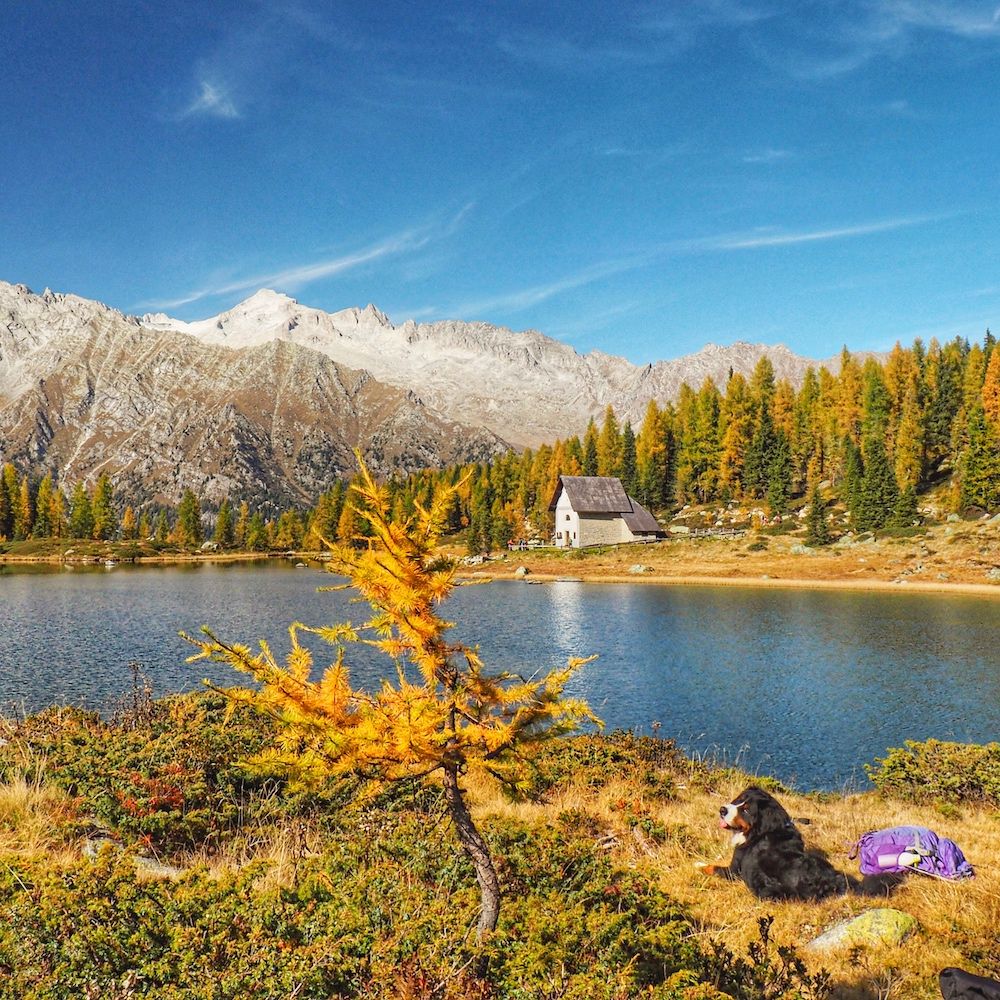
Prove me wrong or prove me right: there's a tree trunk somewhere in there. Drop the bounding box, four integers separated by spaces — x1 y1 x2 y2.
442 763 501 936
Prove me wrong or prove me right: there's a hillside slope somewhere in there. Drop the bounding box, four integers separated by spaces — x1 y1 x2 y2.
0 282 505 505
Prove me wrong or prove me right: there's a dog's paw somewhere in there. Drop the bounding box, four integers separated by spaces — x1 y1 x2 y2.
694 861 710 870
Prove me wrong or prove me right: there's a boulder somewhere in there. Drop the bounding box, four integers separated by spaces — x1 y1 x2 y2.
628 564 648 574
514 565 530 578
987 568 1000 581
134 856 184 879
806 908 917 952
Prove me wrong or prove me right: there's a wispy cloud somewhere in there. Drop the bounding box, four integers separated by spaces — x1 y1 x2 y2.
878 98 914 116
496 1 776 73
763 1 1000 79
884 0 1000 37
144 205 475 312
709 216 934 249
145 234 419 311
400 213 942 325
180 79 240 120
742 147 793 164
170 4 356 123
444 256 654 318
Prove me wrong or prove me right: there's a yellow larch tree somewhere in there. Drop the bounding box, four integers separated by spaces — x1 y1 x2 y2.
718 372 751 498
982 346 1000 429
185 458 597 937
837 348 864 446
772 378 796 442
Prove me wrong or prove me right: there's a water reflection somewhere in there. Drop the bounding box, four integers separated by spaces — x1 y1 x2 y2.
2 565 999 790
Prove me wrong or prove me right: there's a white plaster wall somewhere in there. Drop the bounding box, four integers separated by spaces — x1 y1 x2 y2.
553 491 580 547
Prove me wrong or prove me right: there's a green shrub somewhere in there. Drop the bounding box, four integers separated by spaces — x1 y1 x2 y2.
0 693 331 853
522 732 685 800
747 540 769 552
0 810 709 1000
867 738 1000 805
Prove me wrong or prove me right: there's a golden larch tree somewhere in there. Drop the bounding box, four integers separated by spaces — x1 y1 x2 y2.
982 346 1000 429
186 459 597 936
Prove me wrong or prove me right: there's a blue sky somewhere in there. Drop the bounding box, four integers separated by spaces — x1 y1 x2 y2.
2 1 1000 363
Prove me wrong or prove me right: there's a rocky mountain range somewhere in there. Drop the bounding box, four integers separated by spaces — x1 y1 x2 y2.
1 280 836 505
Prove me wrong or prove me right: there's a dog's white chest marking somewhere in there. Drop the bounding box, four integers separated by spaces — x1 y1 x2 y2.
730 831 747 847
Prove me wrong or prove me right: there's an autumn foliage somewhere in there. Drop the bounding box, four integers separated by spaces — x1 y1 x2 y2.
186 457 597 934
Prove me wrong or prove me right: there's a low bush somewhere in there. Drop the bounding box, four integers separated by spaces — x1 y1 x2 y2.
0 809 713 1000
867 738 1000 805
521 732 685 800
0 693 332 854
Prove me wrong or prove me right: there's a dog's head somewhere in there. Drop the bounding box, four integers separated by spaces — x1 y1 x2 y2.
718 786 793 845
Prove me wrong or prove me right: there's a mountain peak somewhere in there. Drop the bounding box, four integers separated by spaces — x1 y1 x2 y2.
241 288 294 306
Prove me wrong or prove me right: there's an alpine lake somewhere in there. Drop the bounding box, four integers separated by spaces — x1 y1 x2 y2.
2 558 999 791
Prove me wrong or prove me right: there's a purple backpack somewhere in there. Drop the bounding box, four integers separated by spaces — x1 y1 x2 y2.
854 825 974 880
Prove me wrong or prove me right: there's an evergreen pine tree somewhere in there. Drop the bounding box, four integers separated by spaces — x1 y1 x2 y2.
620 422 638 496
889 485 918 528
582 419 599 476
154 510 169 544
749 355 776 415
841 438 863 522
743 407 776 499
91 472 117 540
33 475 53 538
246 511 269 550
490 496 511 551
69 482 94 539
213 498 235 546
274 510 303 549
860 359 891 440
175 490 202 547
465 514 482 556
856 436 900 531
959 405 1000 511
925 342 962 462
765 430 792 517
804 482 831 546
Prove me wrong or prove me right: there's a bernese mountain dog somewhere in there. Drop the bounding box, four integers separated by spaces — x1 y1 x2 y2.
696 786 849 900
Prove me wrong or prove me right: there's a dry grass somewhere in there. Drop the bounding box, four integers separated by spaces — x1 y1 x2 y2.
452 516 1000 596
0 768 80 863
466 771 1000 1000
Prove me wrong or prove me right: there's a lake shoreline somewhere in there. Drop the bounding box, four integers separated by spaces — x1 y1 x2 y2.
4 544 1000 598
465 568 1000 598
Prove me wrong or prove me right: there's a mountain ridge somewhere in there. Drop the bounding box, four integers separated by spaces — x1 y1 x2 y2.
0 282 505 505
141 286 836 448
1 279 855 504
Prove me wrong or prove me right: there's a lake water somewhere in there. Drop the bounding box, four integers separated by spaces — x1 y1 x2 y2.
2 560 998 791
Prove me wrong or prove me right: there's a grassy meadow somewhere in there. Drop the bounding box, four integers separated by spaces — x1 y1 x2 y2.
0 692 997 1000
